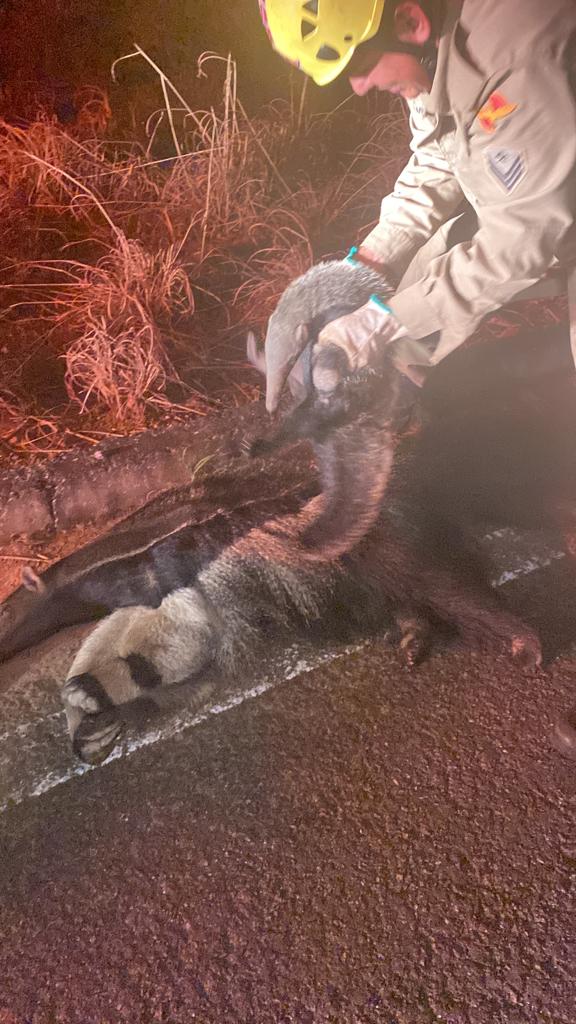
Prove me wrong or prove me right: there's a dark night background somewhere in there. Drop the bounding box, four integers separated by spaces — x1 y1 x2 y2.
0 0 351 119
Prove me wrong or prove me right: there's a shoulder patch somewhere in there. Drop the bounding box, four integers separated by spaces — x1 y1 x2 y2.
486 147 526 194
477 92 518 133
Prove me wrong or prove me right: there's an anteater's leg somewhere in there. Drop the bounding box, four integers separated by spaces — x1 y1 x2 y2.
424 570 542 668
61 588 215 763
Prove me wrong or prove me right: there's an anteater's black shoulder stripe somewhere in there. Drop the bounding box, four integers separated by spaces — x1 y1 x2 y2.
68 672 115 709
125 653 162 689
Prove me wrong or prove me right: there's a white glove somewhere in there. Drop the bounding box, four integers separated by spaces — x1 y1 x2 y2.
316 296 408 373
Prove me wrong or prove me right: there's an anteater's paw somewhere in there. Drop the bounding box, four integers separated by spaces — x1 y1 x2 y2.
62 672 113 715
394 612 432 668
63 672 123 764
511 631 542 672
72 710 124 765
399 631 430 668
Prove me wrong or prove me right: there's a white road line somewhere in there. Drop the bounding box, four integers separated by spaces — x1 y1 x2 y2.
495 554 565 586
0 541 568 815
1 643 365 813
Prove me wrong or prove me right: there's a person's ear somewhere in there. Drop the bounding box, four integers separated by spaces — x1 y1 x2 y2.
394 2 432 45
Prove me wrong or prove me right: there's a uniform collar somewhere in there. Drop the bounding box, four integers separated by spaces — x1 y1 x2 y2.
423 0 487 117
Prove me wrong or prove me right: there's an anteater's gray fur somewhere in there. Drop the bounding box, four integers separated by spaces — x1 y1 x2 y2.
263 259 389 383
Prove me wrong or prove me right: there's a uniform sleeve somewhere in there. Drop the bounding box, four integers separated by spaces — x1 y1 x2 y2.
360 105 466 283
389 58 576 344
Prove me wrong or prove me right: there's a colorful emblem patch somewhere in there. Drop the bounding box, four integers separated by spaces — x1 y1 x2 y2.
486 147 526 193
477 92 518 133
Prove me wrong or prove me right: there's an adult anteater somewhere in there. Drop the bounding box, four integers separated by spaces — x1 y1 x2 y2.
5 338 575 760
2 263 575 763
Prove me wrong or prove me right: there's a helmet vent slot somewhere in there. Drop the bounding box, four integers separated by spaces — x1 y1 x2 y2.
316 45 340 61
301 19 316 39
302 0 318 14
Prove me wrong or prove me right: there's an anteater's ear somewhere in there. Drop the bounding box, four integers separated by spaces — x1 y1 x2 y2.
246 331 266 375
295 322 309 347
21 565 47 595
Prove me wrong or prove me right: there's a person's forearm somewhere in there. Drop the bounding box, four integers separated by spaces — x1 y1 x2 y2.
389 211 570 355
360 147 465 285
390 57 576 355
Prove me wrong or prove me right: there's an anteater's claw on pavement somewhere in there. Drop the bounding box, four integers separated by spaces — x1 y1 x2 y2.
511 632 543 672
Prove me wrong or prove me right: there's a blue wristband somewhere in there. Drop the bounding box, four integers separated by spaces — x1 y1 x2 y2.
369 293 393 315
345 246 360 265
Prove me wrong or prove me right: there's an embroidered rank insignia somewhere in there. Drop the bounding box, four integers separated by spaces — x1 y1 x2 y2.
486 147 526 193
477 92 518 132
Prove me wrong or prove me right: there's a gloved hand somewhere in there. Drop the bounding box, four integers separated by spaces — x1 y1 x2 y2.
262 254 398 413
316 295 408 372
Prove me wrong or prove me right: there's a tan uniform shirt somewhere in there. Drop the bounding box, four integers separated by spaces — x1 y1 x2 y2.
361 0 576 363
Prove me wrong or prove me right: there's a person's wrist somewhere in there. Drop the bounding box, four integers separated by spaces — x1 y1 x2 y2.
367 295 408 343
368 293 393 316
345 245 392 277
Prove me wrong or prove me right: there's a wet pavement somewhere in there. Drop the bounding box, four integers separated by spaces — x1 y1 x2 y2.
1 548 576 1023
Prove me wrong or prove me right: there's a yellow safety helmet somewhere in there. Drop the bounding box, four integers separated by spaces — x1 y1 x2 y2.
258 0 387 86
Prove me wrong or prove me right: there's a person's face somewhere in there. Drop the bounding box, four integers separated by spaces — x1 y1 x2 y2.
347 1 433 99
349 51 432 98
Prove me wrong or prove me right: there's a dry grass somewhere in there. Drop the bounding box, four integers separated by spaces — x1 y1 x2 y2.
0 50 409 461
0 50 567 469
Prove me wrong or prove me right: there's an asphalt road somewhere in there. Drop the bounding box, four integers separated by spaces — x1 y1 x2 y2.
1 557 575 1024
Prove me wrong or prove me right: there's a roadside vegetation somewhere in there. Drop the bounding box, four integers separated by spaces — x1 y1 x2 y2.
0 51 409 462
0 47 566 467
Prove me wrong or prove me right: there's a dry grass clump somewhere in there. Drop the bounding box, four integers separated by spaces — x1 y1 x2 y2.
0 49 410 461
59 241 194 417
65 318 166 419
